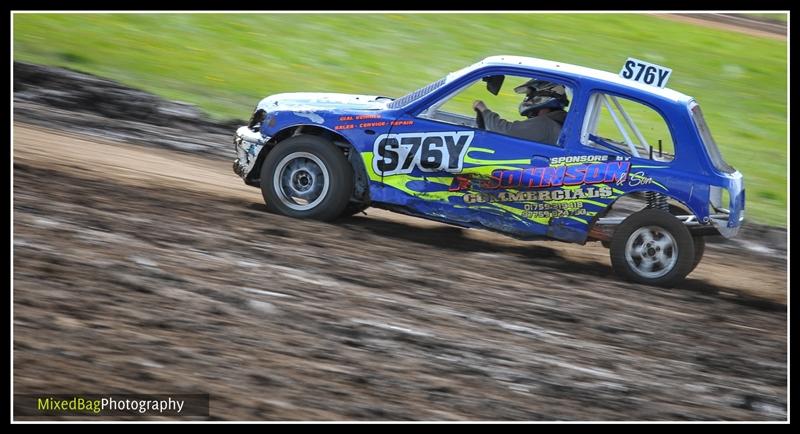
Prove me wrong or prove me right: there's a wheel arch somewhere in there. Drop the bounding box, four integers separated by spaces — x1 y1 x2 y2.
615 188 700 215
587 188 706 242
247 124 370 204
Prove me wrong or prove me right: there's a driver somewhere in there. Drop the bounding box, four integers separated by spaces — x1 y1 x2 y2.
473 79 569 145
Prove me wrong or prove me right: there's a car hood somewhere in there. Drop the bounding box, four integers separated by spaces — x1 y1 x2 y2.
256 92 391 113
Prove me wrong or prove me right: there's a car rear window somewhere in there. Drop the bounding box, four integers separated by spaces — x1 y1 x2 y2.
690 103 736 174
583 92 675 162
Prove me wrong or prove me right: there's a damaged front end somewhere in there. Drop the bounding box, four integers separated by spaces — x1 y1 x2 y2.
233 126 269 179
233 108 270 182
233 93 390 183
233 107 271 181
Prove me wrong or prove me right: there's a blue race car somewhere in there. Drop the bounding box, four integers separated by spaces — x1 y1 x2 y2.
233 55 744 287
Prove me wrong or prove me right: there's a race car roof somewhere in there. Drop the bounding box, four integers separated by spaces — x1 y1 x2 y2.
454 55 692 103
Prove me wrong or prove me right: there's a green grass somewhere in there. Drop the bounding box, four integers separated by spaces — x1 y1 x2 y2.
13 13 787 226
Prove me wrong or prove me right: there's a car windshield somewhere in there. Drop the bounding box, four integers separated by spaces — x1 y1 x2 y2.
690 102 735 174
387 60 490 109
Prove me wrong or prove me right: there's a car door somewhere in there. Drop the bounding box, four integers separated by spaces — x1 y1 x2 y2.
374 78 575 238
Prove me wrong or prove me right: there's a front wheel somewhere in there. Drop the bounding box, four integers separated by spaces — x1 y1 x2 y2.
609 209 695 287
260 135 354 221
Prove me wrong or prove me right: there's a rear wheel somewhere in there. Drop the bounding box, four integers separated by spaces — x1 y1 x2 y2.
260 135 353 221
610 209 694 287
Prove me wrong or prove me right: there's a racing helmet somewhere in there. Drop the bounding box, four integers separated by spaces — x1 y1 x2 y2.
515 79 569 117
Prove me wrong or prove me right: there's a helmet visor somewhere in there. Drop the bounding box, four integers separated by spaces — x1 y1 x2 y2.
514 83 534 94
523 94 560 107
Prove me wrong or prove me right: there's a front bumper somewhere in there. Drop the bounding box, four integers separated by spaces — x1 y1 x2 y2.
233 126 269 179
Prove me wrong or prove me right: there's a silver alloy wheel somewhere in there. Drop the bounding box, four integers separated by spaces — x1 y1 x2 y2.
624 225 678 279
272 152 330 211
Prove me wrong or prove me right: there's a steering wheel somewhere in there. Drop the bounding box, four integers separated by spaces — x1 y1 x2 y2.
475 108 485 130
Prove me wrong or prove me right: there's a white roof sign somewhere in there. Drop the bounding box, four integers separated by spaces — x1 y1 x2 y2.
619 57 672 89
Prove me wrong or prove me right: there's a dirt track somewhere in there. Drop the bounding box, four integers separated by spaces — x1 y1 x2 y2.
660 13 787 40
13 124 787 420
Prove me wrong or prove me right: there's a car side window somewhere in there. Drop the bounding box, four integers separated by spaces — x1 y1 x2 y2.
582 92 676 161
418 74 573 146
435 79 534 121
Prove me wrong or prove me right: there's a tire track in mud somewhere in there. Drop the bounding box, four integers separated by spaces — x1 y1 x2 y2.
13 124 787 420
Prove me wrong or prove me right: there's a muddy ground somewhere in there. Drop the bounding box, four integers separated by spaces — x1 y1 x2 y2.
13 125 787 420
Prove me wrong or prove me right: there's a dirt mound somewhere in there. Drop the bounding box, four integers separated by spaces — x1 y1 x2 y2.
14 61 241 158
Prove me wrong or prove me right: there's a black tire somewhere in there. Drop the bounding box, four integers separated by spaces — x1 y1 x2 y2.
609 209 695 287
690 236 705 273
260 135 354 221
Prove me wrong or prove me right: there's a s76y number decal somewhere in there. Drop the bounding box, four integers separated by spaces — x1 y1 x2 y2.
619 57 672 88
373 131 473 176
